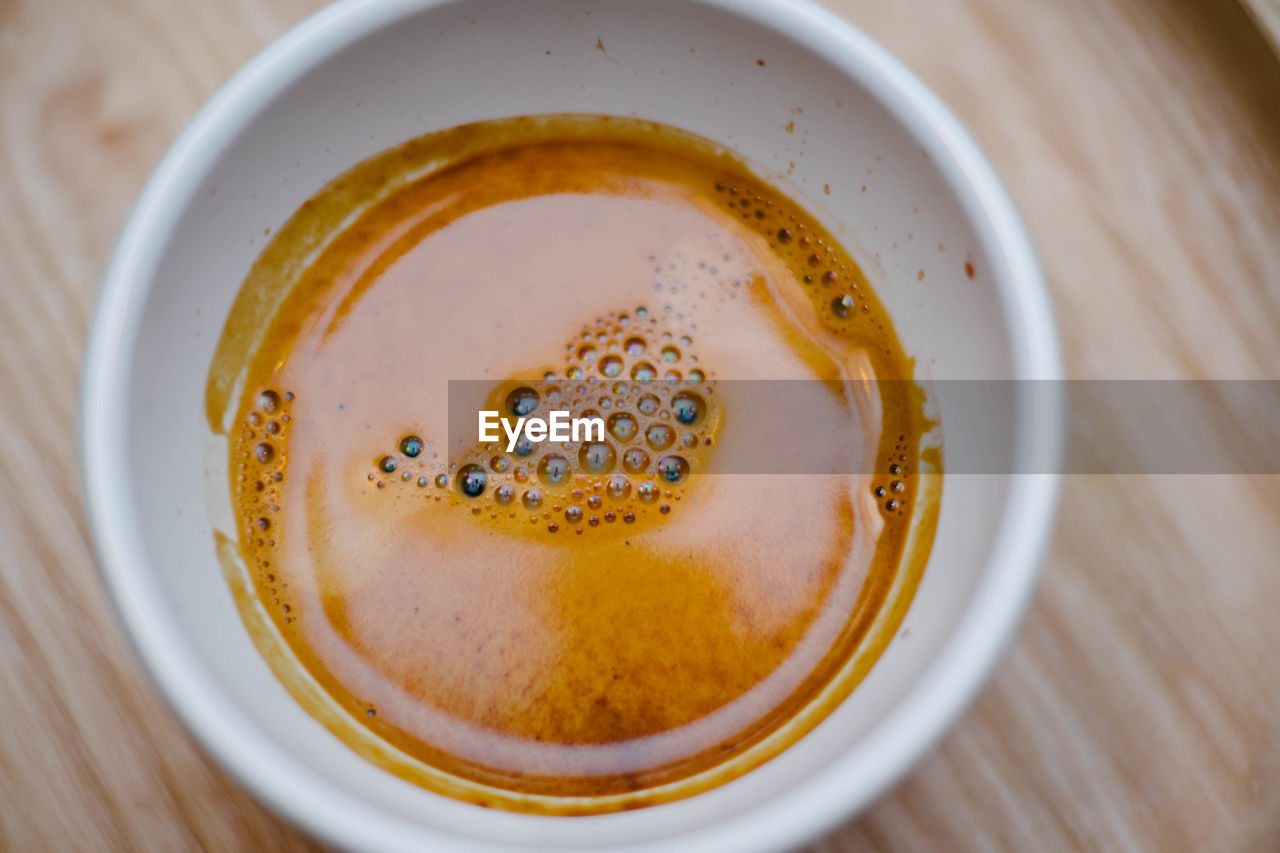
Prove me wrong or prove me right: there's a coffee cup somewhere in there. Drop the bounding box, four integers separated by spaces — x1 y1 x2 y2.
81 0 1063 848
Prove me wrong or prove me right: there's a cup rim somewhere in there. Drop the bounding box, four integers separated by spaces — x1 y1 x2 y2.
80 0 1064 849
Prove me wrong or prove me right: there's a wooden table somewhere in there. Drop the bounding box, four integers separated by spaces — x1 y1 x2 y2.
2 0 1277 849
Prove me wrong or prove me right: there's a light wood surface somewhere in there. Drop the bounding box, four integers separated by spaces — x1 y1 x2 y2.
1244 0 1280 51
1 0 1277 849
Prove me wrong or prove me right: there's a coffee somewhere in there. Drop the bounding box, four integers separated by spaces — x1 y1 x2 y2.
207 115 934 813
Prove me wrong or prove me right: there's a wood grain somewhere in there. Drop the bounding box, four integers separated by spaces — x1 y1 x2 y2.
1 0 1277 849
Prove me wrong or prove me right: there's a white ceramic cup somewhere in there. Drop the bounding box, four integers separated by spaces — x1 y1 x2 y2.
81 0 1063 849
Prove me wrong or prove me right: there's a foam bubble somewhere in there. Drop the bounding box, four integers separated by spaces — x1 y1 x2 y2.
537 454 570 486
607 412 639 442
579 441 617 474
599 355 624 378
506 387 540 417
456 464 487 497
645 424 675 450
622 448 649 474
671 392 704 425
656 455 689 484
606 475 631 501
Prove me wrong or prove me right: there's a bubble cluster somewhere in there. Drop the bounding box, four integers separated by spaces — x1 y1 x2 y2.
710 172 917 524
233 386 295 623
341 175 916 538
713 181 878 327
871 437 913 517
362 307 718 536
228 145 923 696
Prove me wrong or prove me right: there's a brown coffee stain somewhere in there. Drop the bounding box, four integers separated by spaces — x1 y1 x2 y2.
207 114 939 813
